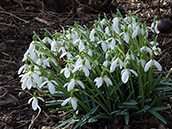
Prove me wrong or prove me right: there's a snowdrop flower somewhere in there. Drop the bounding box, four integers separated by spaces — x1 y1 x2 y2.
36 54 50 68
97 39 108 52
60 64 73 78
144 59 162 72
110 57 124 72
152 46 161 55
42 36 52 44
140 46 152 55
112 17 120 34
126 51 135 60
94 75 113 88
106 37 116 50
90 28 96 42
120 31 130 43
39 79 58 94
51 39 60 52
18 63 30 75
100 18 106 26
28 95 44 110
132 25 144 38
139 58 146 68
149 21 160 34
61 97 78 110
121 65 138 83
72 59 91 77
60 51 72 59
103 60 110 68
150 41 159 46
19 69 41 90
64 78 85 92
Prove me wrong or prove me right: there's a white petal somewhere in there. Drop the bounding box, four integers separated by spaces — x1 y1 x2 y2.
102 41 107 52
144 60 152 72
32 97 38 110
130 69 138 77
61 98 71 106
95 77 103 88
21 79 27 90
48 82 55 94
77 80 85 89
37 97 44 102
39 81 48 88
132 30 138 38
27 78 32 90
83 66 89 77
103 61 109 67
71 97 77 110
124 33 130 43
72 65 81 73
153 60 162 71
122 69 129 83
64 69 70 78
28 97 33 104
68 79 75 91
104 76 113 86
60 52 68 58
18 65 25 75
110 59 118 72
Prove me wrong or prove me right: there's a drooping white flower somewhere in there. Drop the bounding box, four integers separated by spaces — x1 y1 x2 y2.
152 46 161 55
97 40 108 52
110 57 124 72
61 97 78 110
94 75 113 88
64 78 85 92
39 79 58 94
106 37 116 50
150 21 160 34
28 96 44 110
112 17 120 34
42 37 52 44
72 59 91 77
60 64 73 78
140 46 152 55
103 60 110 68
144 59 162 72
18 64 30 75
139 58 146 68
19 70 41 90
90 29 96 42
121 68 138 83
150 41 159 46
132 25 144 38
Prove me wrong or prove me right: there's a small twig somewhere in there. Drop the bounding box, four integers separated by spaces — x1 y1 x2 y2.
0 22 18 28
1 59 16 64
28 106 41 129
0 11 29 23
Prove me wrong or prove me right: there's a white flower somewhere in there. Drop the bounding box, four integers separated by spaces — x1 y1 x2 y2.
97 40 108 52
144 59 162 72
28 96 44 110
90 29 96 42
150 21 160 34
140 46 152 55
132 25 144 38
64 79 85 92
150 41 159 46
60 64 72 78
112 17 120 34
126 51 135 60
106 37 116 50
19 70 41 90
42 37 52 44
72 59 91 77
94 75 113 88
121 32 130 43
110 57 124 72
139 59 146 68
40 79 58 94
121 68 138 83
152 46 161 55
61 97 78 110
18 64 30 75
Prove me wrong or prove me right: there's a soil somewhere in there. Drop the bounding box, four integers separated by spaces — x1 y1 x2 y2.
0 0 172 129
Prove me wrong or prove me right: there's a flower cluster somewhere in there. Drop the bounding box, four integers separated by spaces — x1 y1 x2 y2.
19 11 171 126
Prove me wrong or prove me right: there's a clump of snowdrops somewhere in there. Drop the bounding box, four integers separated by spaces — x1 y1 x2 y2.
19 11 172 128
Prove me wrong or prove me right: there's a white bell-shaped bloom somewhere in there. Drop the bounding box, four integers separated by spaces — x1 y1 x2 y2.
103 60 110 68
112 17 120 34
121 68 138 83
19 70 41 90
144 59 162 72
64 78 85 92
42 37 52 44
110 57 124 72
139 59 146 68
39 79 58 94
18 64 30 75
61 97 78 110
28 96 44 110
94 75 113 88
60 64 73 78
97 40 108 52
140 46 152 55
152 46 161 55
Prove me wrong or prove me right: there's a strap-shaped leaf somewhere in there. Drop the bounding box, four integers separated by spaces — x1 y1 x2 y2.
148 109 166 124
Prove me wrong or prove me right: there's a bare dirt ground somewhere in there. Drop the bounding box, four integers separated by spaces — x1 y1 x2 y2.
0 0 172 129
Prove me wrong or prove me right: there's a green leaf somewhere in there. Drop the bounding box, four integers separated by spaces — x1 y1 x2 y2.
122 99 138 106
148 109 167 124
134 105 151 115
125 111 129 125
152 106 170 111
